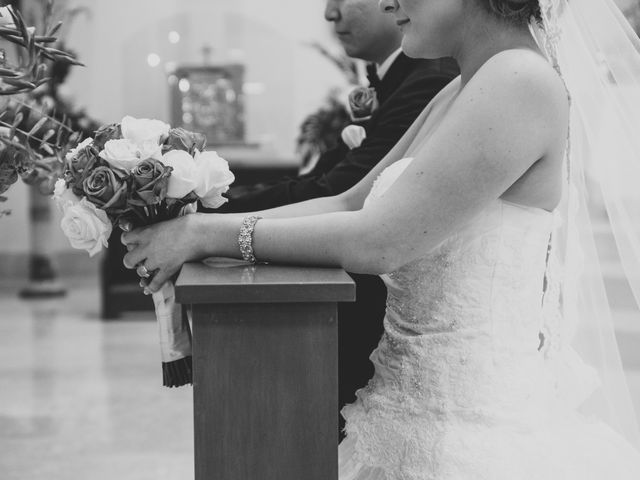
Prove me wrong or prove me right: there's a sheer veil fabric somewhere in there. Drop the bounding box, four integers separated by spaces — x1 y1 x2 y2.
533 0 640 446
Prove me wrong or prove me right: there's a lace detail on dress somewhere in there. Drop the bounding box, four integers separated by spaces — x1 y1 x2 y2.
364 157 414 209
339 159 640 479
539 209 601 411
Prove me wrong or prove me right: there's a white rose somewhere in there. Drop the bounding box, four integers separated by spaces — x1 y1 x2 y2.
193 150 235 208
60 198 112 257
159 150 199 199
121 116 170 146
99 139 139 170
341 125 367 150
53 179 67 199
99 138 161 170
65 137 94 161
53 179 82 212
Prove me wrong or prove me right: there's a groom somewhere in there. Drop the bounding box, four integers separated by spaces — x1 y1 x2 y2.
215 0 458 438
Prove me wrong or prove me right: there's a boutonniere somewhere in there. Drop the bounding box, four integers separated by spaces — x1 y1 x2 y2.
341 124 367 150
347 86 378 122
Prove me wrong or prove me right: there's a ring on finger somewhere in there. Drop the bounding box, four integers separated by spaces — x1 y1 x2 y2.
136 264 151 278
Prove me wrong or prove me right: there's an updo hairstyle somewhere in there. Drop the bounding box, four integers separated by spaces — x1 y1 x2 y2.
478 0 542 26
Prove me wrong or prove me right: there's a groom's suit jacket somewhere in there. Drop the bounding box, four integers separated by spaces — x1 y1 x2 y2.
216 53 459 440
219 54 458 209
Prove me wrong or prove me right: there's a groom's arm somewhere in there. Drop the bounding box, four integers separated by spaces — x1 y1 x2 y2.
216 70 455 214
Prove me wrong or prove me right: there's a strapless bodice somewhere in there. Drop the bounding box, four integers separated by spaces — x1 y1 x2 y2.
365 157 554 347
342 158 561 475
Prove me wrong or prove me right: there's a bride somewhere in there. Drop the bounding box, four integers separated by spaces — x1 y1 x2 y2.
122 0 640 477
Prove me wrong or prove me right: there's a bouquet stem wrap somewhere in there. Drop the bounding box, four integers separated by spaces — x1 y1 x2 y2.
151 281 192 387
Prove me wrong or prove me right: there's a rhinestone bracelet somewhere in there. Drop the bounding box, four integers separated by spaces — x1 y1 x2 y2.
238 215 262 263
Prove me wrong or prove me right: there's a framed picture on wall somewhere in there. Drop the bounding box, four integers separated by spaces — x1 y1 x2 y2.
170 64 246 146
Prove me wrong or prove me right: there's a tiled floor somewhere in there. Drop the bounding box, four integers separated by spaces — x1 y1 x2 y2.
0 279 194 480
1 267 639 480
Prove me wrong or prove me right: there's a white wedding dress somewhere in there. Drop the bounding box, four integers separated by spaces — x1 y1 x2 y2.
337 80 640 479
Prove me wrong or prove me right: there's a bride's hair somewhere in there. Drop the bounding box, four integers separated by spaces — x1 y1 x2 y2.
478 0 542 25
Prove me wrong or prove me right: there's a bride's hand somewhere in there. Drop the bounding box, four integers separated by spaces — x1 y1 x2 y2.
121 214 206 294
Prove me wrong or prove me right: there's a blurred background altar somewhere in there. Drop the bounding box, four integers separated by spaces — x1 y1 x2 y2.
0 0 358 285
1 0 640 479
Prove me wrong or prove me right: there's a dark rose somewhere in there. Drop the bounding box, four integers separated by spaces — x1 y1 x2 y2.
129 159 172 206
93 123 122 151
348 87 378 122
66 144 100 196
82 165 129 212
163 127 207 155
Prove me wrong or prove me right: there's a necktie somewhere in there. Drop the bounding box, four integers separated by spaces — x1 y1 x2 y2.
366 63 381 89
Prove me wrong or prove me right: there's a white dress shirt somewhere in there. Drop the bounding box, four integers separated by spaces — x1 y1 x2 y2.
376 48 403 80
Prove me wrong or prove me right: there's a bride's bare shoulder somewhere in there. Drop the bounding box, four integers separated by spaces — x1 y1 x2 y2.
457 48 569 141
468 48 568 112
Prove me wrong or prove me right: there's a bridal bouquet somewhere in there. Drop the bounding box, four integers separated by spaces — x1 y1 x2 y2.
54 115 235 387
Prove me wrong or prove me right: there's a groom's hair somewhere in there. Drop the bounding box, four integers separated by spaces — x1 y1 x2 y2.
479 0 542 25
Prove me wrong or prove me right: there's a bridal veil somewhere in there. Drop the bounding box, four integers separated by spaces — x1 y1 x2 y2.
533 0 640 447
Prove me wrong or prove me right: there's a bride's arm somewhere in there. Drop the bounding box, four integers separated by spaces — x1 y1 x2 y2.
225 190 357 219
120 124 416 288
124 51 568 293
119 128 415 287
